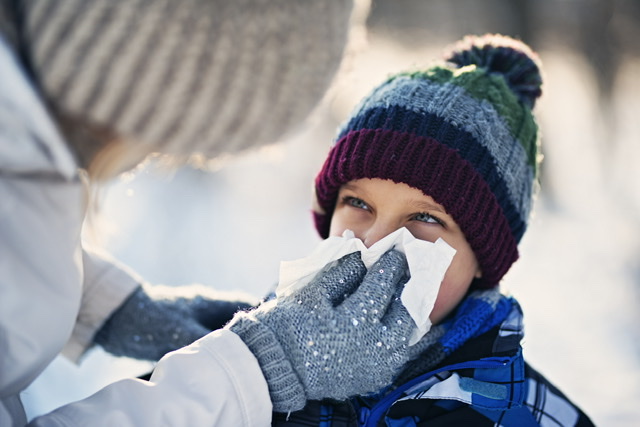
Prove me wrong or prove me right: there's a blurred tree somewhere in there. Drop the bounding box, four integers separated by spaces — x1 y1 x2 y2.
366 0 640 200
367 0 639 104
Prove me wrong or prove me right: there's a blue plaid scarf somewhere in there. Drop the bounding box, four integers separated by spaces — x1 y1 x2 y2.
392 288 513 387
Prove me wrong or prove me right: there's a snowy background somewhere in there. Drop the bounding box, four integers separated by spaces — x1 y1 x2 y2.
21 1 640 425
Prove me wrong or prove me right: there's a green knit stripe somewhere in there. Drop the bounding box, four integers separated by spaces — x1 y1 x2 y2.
394 67 538 170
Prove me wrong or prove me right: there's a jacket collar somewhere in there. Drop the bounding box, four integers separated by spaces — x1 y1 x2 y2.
361 299 527 425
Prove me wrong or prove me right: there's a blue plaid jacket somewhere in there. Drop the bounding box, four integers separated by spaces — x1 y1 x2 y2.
273 300 594 426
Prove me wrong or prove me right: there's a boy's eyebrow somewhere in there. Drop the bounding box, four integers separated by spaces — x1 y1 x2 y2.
341 183 359 191
410 200 447 215
342 181 448 215
341 182 369 197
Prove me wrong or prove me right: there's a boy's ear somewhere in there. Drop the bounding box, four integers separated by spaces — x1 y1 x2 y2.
474 268 483 279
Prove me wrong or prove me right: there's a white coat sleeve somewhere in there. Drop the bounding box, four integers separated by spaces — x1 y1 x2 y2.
0 35 85 398
62 248 142 362
0 175 84 397
30 329 273 426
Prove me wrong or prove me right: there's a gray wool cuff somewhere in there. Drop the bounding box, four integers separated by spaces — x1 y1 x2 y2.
229 316 307 413
94 287 210 361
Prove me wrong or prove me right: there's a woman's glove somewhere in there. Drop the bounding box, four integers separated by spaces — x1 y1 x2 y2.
94 284 257 361
227 249 415 412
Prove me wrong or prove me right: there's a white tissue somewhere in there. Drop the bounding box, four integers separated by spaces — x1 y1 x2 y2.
276 228 456 345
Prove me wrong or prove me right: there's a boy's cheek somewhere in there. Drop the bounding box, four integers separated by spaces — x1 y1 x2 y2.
429 276 472 324
329 210 363 237
429 298 450 324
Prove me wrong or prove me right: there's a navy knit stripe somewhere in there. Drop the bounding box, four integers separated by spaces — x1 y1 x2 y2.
337 77 536 224
339 105 527 241
315 128 520 286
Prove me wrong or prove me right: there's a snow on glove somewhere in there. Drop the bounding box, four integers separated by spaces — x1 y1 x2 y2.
227 249 416 413
95 284 257 361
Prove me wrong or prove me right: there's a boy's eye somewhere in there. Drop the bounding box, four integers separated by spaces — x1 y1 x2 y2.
344 196 370 211
414 212 443 226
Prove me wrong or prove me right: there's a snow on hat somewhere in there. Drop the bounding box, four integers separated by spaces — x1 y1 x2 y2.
313 34 543 288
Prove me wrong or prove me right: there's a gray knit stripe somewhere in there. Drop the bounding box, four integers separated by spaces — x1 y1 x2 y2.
172 2 241 156
204 0 351 156
197 1 271 155
181 1 259 155
283 0 337 132
23 0 57 37
394 343 448 386
407 324 447 358
46 2 114 106
128 3 198 144
48 0 174 138
209 2 271 154
261 0 348 150
28 0 87 72
256 1 329 147
109 0 180 138
57 3 141 120
236 0 297 153
342 77 535 222
248 1 309 150
146 5 217 152
77 12 141 122
22 0 354 159
473 288 503 309
53 3 122 107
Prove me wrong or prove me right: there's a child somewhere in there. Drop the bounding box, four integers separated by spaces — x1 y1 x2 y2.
273 34 594 426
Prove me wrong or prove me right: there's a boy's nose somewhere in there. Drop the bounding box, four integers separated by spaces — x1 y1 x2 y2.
361 221 399 248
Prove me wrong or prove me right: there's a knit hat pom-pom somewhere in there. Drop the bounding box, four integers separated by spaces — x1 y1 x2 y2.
446 34 542 108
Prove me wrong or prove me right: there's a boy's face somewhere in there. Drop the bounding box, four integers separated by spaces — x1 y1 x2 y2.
329 178 481 324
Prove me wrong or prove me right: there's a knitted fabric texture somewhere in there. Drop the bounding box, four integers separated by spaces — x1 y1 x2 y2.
393 288 513 386
12 0 353 158
228 250 418 413
94 285 255 361
314 34 543 287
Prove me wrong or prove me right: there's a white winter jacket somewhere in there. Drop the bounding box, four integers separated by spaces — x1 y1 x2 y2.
0 37 271 426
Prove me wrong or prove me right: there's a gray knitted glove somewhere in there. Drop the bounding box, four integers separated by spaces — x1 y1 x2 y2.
95 284 256 361
228 249 415 413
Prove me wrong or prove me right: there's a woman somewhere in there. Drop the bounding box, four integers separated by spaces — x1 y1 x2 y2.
1 1 419 425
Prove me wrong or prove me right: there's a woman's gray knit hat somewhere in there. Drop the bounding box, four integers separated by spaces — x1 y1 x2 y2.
14 0 355 158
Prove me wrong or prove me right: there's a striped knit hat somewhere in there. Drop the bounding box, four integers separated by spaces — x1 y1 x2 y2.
7 0 354 159
314 34 543 288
